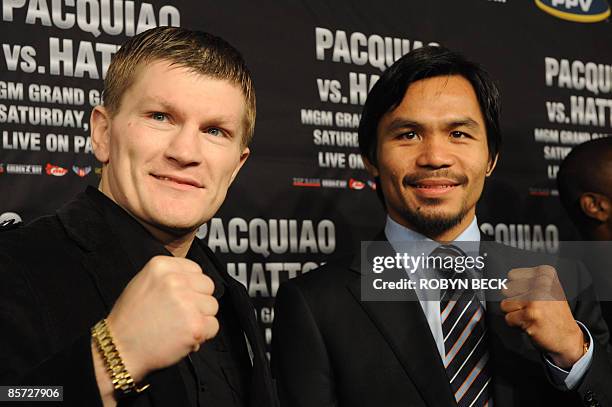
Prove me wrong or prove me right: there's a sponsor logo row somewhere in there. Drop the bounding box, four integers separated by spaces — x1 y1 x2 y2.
292 177 376 191
0 163 98 177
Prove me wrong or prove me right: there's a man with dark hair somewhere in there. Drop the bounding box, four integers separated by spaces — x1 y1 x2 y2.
0 27 276 407
273 46 612 407
557 137 612 241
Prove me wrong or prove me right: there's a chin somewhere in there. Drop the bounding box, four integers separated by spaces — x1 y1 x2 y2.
155 219 201 236
147 209 205 232
397 201 470 238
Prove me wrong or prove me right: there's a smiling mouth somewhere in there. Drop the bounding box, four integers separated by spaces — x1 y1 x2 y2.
408 179 462 197
151 174 202 189
413 184 458 189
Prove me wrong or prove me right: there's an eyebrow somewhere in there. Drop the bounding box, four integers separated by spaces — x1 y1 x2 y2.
448 118 480 131
385 117 481 132
142 96 177 113
141 96 238 128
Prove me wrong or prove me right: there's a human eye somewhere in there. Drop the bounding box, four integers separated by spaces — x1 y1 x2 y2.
397 131 421 141
150 112 168 122
450 130 469 139
205 127 225 137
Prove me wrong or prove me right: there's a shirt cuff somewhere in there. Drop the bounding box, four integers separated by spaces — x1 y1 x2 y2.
543 320 593 390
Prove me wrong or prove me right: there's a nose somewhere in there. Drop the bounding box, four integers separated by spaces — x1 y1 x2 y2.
164 124 202 167
414 133 455 169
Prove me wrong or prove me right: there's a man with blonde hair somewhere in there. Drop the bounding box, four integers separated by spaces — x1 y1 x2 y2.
0 26 277 407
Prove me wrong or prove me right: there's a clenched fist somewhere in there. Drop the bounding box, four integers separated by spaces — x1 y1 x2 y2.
104 255 219 382
500 265 585 369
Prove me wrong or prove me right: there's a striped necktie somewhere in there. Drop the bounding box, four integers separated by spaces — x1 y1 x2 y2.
433 244 493 407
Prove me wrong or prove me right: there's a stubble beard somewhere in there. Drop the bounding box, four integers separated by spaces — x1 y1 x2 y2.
395 170 471 239
396 196 470 239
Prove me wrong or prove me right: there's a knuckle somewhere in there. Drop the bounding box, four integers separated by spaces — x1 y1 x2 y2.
526 307 538 322
189 261 203 274
163 273 183 290
540 273 554 284
201 275 215 294
190 318 204 341
149 255 167 269
211 297 219 314
539 265 556 277
207 316 220 337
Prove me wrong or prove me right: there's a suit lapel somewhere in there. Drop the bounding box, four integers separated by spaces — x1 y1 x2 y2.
346 236 457 407
201 243 278 407
57 192 141 310
225 280 275 406
57 192 191 407
347 279 456 406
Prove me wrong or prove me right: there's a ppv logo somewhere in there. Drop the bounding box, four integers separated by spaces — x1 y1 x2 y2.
45 163 68 176
535 0 611 23
72 165 92 177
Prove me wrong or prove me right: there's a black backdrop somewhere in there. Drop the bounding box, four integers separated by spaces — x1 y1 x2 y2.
1 0 611 353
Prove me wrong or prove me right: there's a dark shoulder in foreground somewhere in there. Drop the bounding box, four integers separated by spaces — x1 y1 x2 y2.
0 214 66 261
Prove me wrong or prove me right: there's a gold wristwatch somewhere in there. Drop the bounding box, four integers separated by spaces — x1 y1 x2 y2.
91 319 150 397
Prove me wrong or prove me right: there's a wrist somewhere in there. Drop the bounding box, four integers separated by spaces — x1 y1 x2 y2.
104 316 147 383
91 318 150 397
91 339 117 404
549 324 588 369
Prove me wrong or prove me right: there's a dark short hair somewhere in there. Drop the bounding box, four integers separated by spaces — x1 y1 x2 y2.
358 45 501 166
557 137 612 227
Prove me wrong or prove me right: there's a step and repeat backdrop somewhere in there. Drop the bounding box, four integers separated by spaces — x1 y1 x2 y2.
1 0 611 352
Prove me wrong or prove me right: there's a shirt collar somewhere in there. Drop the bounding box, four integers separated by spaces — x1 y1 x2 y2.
384 215 481 243
85 186 226 296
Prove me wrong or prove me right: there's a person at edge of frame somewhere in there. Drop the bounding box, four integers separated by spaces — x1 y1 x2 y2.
558 137 612 345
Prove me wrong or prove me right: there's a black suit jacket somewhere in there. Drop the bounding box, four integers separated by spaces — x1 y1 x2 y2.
0 191 277 407
272 237 612 407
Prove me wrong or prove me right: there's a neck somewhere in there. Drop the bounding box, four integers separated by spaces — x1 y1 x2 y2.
97 179 196 257
139 223 196 257
389 209 476 242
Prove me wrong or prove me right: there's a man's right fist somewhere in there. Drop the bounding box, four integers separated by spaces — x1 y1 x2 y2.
105 255 219 382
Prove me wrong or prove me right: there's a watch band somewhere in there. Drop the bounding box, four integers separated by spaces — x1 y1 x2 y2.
91 319 150 397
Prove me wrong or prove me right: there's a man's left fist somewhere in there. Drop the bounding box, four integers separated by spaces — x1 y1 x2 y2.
500 265 585 369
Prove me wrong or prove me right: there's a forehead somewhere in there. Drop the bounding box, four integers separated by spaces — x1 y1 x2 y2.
123 60 247 116
384 75 484 125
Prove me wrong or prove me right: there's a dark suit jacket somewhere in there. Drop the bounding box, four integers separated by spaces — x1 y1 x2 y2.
0 191 277 407
272 237 612 407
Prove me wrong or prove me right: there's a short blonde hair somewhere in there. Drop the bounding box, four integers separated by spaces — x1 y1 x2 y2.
103 26 256 147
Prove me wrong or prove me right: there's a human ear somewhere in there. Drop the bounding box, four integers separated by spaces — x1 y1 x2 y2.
91 106 111 164
229 147 251 184
486 153 499 176
362 155 379 178
580 193 610 222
